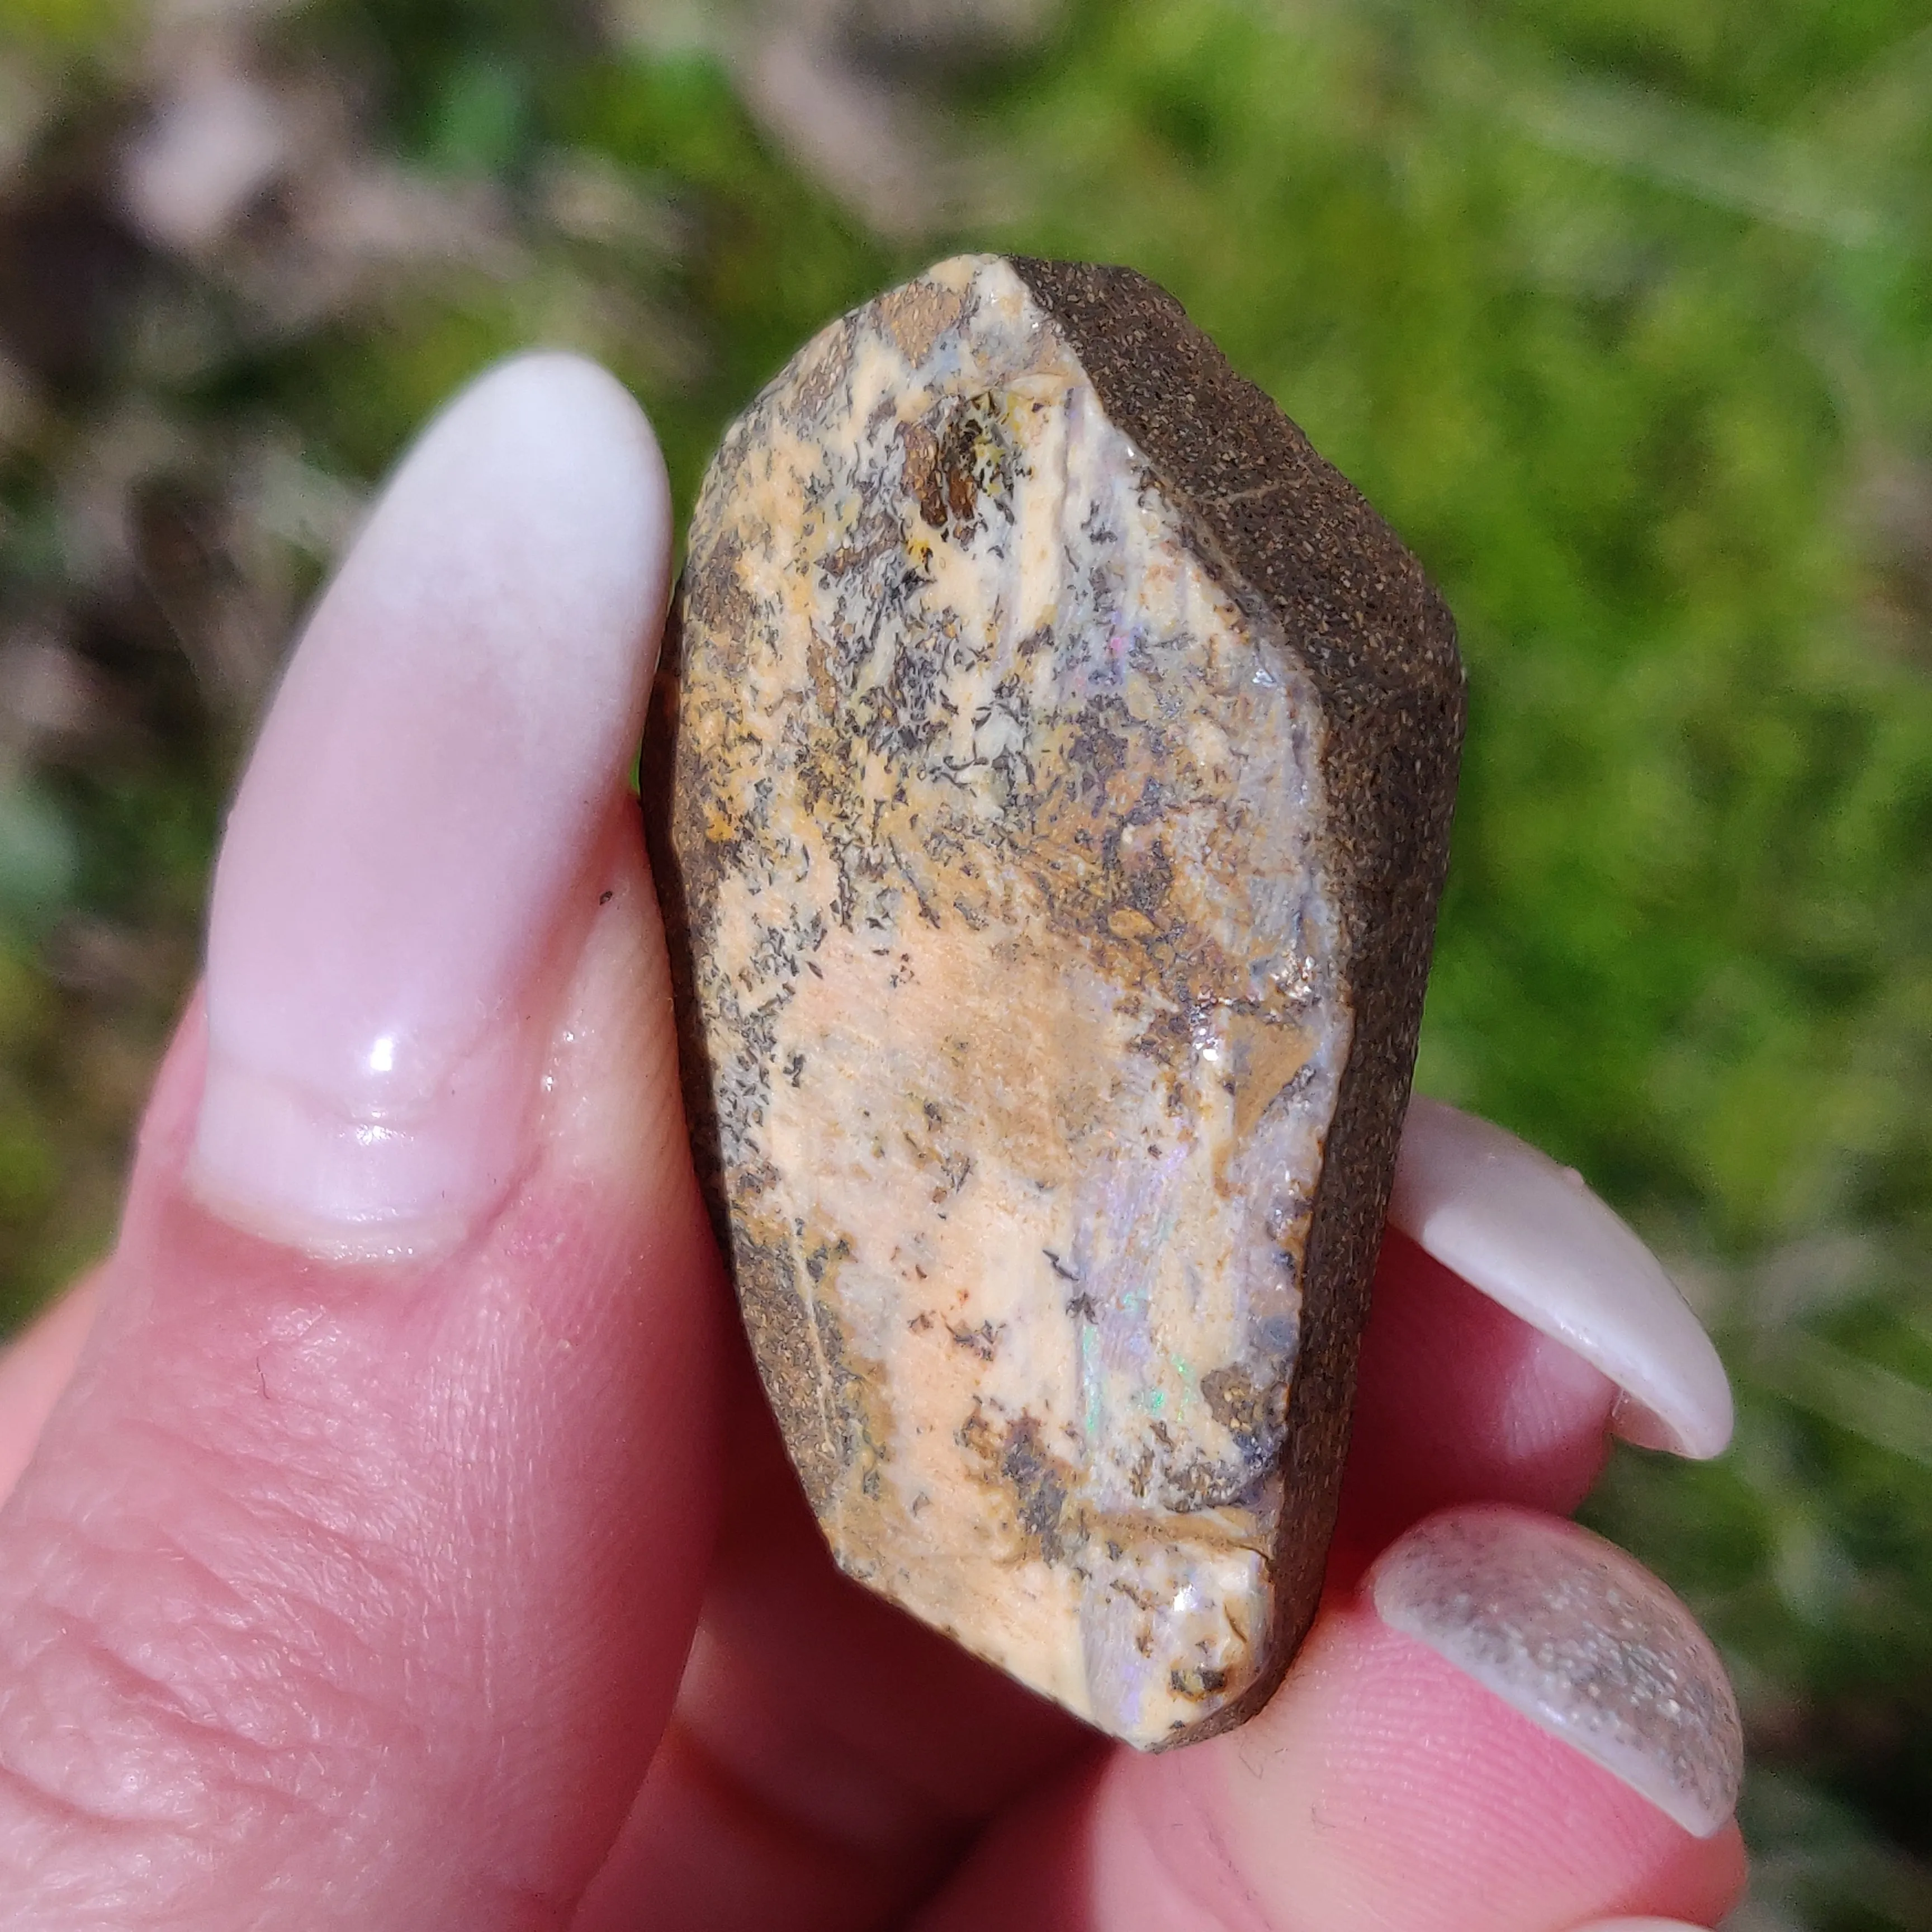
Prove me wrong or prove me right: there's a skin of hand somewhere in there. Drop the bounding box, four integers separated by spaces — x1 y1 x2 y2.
0 357 1749 1932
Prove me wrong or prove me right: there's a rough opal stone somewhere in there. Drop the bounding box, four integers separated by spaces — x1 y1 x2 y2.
646 255 1464 1748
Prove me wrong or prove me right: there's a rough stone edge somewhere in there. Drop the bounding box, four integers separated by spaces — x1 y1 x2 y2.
1006 256 1466 1745
638 593 722 1237
644 573 858 1524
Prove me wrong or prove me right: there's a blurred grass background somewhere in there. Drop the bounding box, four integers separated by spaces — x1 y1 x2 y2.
0 1 1928 1924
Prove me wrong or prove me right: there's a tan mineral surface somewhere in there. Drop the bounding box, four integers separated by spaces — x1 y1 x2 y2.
650 254 1462 1748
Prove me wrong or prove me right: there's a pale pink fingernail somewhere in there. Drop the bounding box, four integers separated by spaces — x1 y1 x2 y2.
1369 1504 1744 1839
1566 1920 1718 1930
1391 1097 1735 1458
190 353 673 1258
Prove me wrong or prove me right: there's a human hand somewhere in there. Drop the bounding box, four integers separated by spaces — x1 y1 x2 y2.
0 357 1748 1931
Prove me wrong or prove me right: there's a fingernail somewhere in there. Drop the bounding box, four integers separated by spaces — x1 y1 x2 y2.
190 353 673 1258
1389 1097 1734 1458
1369 1505 1744 1839
1567 1920 1717 1930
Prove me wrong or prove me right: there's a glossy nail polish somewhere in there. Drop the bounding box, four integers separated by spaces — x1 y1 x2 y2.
1390 1097 1734 1458
190 353 673 1258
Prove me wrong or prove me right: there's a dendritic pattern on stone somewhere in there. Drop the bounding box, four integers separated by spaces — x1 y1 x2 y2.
651 254 1462 1748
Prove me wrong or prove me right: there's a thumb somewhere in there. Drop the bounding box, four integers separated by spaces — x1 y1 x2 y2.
0 357 726 1930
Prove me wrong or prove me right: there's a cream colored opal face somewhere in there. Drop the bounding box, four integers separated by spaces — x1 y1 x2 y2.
663 255 1351 1748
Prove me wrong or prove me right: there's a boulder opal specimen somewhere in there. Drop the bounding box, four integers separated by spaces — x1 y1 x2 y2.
645 255 1464 1748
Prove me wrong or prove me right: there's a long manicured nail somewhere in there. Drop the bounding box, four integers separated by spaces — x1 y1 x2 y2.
190 353 673 1257
1389 1097 1734 1458
1370 1505 1744 1839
